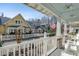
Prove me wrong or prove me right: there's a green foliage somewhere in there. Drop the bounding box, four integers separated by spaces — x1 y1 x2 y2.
47 26 52 33
47 26 56 35
0 41 2 47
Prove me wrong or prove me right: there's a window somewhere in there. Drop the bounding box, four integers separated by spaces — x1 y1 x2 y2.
18 21 20 24
16 21 18 24
15 20 20 24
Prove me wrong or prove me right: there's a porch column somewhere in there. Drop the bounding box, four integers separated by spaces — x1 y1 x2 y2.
62 23 67 47
44 32 47 38
64 23 67 35
69 25 73 33
56 21 61 36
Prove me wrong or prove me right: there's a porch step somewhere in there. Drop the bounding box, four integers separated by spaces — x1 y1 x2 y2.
49 48 63 56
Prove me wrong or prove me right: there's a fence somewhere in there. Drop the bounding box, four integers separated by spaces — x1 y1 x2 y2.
0 36 57 56
0 33 51 41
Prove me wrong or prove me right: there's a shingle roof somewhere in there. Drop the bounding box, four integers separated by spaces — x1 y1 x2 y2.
35 24 49 31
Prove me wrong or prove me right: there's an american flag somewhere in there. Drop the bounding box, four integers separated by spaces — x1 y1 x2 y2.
50 23 56 30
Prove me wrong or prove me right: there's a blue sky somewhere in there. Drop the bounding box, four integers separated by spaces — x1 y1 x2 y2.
0 3 47 20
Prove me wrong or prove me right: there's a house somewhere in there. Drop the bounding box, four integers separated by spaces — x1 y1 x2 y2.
0 13 31 34
28 20 49 33
32 24 48 33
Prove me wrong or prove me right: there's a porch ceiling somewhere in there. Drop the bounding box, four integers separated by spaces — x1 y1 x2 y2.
25 3 79 25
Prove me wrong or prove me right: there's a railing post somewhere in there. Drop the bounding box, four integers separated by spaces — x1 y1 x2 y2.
0 34 2 47
31 43 32 56
62 35 65 48
43 32 47 56
13 48 15 56
34 42 35 56
38 41 40 56
43 39 47 56
23 44 25 56
36 42 38 56
40 41 43 56
18 45 21 56
56 37 58 48
44 32 47 38
27 43 29 56
7 49 9 56
0 47 2 56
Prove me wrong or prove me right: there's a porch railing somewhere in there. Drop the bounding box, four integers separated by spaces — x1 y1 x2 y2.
0 33 50 41
0 36 57 56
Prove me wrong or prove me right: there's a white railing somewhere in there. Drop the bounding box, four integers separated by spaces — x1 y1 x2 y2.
46 37 57 55
1 33 50 41
0 36 57 56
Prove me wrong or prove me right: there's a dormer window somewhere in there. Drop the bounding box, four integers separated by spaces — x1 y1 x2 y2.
16 20 20 24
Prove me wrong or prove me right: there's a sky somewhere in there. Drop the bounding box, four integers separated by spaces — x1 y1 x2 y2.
0 3 47 20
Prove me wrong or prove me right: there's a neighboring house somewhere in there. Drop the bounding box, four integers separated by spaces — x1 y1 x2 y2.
0 14 31 34
28 20 49 33
33 24 48 33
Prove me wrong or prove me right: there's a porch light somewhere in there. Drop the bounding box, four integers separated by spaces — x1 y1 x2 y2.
64 3 73 10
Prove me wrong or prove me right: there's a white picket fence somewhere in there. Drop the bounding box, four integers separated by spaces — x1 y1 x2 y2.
0 33 50 41
0 36 57 56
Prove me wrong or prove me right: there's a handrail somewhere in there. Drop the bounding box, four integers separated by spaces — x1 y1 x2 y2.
1 33 51 41
0 36 57 56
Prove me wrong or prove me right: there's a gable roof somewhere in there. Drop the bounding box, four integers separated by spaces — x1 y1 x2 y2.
4 14 24 24
12 14 31 28
0 14 31 28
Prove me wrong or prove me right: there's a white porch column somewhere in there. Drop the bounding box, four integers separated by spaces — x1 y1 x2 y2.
62 23 67 47
69 25 73 33
44 32 47 38
56 21 61 36
64 23 67 35
43 32 47 55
